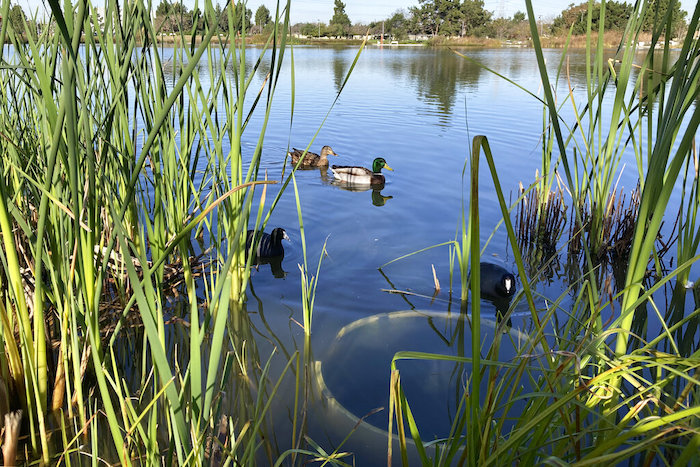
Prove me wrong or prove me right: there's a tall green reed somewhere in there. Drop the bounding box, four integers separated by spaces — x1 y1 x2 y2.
390 133 700 465
292 172 328 336
0 0 371 461
388 1 700 463
0 0 324 463
525 0 700 372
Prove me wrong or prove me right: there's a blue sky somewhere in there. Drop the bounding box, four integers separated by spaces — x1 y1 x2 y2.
17 0 699 25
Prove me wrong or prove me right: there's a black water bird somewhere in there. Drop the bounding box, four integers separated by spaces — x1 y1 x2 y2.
476 262 516 299
246 228 290 259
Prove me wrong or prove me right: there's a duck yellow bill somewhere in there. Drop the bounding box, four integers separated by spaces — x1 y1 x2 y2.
384 164 394 171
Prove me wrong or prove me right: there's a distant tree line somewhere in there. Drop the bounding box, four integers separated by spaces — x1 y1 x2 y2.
154 0 272 34
7 0 685 41
150 0 516 39
289 0 689 41
293 0 521 40
550 0 686 37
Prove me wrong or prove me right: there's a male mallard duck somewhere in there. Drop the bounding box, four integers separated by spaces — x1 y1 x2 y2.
246 228 290 259
331 157 393 185
477 262 516 299
289 146 338 167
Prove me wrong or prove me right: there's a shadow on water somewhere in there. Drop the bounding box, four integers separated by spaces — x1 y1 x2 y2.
221 254 533 465
331 179 394 206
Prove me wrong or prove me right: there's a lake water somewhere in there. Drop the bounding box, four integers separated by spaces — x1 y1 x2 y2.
159 45 695 464
237 45 593 314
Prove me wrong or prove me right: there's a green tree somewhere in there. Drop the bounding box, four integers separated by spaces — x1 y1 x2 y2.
408 0 491 36
487 16 529 40
329 0 351 37
300 21 324 37
215 3 228 33
409 0 456 36
550 2 633 35
460 0 491 36
385 10 409 40
231 2 252 33
155 0 172 31
155 0 193 33
254 5 271 33
642 0 687 36
155 0 172 17
8 4 26 35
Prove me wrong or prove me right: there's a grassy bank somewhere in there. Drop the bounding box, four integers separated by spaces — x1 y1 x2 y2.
154 33 366 46
0 0 313 463
58 31 663 50
429 30 665 49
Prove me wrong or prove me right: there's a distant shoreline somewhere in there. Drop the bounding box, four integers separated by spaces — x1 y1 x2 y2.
152 31 660 49
58 31 668 50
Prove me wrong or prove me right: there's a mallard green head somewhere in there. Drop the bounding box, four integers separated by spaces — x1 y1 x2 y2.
372 157 393 173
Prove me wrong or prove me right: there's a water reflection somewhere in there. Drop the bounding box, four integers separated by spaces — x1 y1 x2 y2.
250 255 287 278
318 309 541 443
286 164 334 183
371 189 393 206
332 47 348 93
405 49 484 116
154 46 679 133
331 180 393 206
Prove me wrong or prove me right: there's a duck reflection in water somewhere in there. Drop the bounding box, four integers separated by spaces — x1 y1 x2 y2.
245 227 290 278
371 188 393 206
332 181 393 206
329 157 394 206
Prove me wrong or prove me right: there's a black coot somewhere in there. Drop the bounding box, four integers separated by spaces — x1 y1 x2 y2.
476 262 516 299
245 228 290 259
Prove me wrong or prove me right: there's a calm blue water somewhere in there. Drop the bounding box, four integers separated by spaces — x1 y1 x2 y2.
159 45 696 464
241 46 577 308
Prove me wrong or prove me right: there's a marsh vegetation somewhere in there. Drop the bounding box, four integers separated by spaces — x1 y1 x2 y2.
0 0 699 465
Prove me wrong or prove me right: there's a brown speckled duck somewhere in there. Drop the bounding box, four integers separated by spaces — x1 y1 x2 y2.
289 146 338 167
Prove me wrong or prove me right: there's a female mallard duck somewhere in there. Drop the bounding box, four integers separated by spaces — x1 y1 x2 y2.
246 228 290 259
289 146 338 167
331 157 393 185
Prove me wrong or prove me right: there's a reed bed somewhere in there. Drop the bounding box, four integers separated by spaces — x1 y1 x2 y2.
515 177 647 289
0 0 352 463
2 0 700 464
567 186 642 261
386 0 700 464
515 177 567 272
